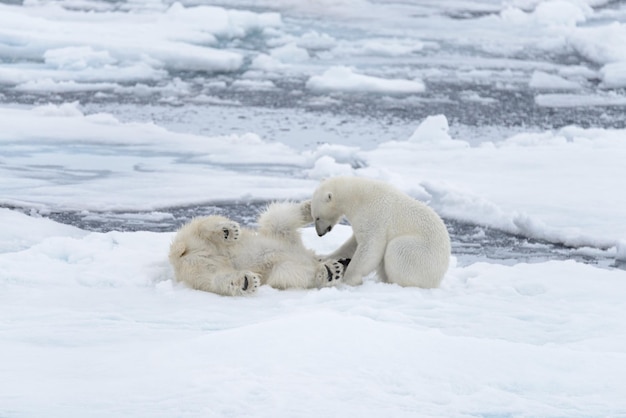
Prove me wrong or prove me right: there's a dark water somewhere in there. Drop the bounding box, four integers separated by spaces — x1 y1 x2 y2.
4 202 619 269
6 80 626 132
2 0 626 135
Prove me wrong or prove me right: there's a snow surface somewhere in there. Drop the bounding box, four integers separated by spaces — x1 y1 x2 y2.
306 66 426 94
528 70 581 90
1 211 626 417
1 103 624 249
2 0 626 416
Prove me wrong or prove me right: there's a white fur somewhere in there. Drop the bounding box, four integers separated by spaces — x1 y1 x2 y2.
168 201 345 296
311 176 451 288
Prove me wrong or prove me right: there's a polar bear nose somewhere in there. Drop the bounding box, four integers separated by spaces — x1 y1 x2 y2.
316 221 333 236
315 221 327 236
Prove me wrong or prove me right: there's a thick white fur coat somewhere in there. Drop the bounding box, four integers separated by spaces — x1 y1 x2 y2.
311 176 451 288
169 201 345 296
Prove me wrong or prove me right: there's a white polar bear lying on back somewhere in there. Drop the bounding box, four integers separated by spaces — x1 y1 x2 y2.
310 176 451 288
169 201 347 296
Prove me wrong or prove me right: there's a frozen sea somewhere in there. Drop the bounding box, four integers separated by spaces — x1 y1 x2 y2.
1 0 626 417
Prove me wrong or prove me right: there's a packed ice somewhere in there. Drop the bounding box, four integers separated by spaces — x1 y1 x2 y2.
1 0 625 416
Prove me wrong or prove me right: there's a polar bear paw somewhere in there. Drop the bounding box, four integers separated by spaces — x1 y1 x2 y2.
300 200 314 223
219 221 240 242
230 271 260 296
319 258 350 284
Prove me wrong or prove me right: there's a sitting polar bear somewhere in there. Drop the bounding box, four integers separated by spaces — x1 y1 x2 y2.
310 176 451 288
168 201 348 296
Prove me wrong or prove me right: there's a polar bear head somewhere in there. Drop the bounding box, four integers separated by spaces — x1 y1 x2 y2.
169 215 235 262
311 184 342 237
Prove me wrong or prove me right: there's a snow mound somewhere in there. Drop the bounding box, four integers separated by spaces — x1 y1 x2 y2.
502 1 591 27
600 62 626 89
617 240 626 262
409 114 451 143
407 115 468 149
306 66 425 94
529 71 580 90
0 2 283 88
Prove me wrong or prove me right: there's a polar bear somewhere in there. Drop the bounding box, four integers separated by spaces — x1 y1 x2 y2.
168 201 348 296
310 176 451 288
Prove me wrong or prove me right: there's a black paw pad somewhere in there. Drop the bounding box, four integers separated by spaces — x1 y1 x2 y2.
338 258 351 270
223 228 230 240
325 265 333 282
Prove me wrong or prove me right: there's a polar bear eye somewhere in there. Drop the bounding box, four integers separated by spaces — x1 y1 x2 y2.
315 217 320 222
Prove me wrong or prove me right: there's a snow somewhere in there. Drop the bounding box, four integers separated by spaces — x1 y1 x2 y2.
408 114 457 144
529 70 581 90
600 61 626 88
2 101 625 415
0 2 281 86
306 66 426 94
2 0 626 416
530 0 592 27
617 240 626 261
270 42 310 63
568 22 626 64
1 215 626 417
535 92 626 107
1 103 625 249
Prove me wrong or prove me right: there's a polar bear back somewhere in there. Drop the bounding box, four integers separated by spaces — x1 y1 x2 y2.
323 176 447 242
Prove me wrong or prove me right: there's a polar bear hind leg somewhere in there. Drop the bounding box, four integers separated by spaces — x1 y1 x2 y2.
264 260 313 290
223 271 261 296
172 253 261 296
383 236 445 288
257 201 312 245
191 270 260 296
264 259 347 289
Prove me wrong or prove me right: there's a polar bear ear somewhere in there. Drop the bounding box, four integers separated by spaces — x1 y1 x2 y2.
326 192 333 202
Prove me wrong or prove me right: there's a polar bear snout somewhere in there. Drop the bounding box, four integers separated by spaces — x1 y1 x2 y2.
315 226 333 237
315 221 332 236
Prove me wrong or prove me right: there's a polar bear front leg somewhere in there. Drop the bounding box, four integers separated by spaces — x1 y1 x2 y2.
342 240 386 286
324 234 358 260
